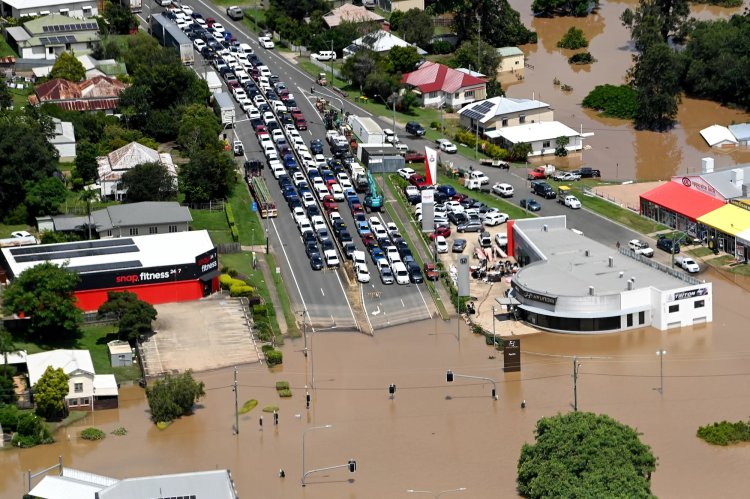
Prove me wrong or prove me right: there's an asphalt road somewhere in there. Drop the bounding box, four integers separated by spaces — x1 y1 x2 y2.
139 2 432 330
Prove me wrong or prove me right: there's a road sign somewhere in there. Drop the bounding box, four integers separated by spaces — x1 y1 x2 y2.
251 202 258 212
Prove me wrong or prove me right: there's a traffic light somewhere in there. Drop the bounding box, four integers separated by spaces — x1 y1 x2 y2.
273 411 279 425
446 370 454 383
492 388 497 400
388 384 396 396
306 392 311 409
348 459 357 473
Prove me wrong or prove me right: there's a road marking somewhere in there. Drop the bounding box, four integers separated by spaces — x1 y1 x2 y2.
361 281 374 333
320 287 325 296
269 218 309 319
401 298 405 307
372 306 380 316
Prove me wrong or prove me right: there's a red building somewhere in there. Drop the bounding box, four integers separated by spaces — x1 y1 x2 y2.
0 231 219 312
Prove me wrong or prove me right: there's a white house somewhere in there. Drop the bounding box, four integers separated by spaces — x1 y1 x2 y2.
4 14 100 60
401 61 486 110
26 349 119 411
458 96 554 135
486 121 585 157
497 46 525 74
343 29 426 58
728 123 750 146
377 0 425 13
0 0 98 19
700 124 738 148
96 142 177 199
48 117 76 161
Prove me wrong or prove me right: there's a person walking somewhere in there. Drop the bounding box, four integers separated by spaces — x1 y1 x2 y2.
616 241 621 249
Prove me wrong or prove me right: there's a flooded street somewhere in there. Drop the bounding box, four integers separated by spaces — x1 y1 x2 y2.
507 0 750 180
3 267 750 497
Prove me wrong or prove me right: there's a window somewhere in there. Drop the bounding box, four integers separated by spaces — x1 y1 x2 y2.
455 93 460 98
695 300 705 308
501 118 508 127
169 225 178 233
542 140 550 148
519 115 526 124
668 304 679 313
81 398 90 405
626 314 633 327
428 91 438 99
149 226 158 234
68 399 78 407
129 228 139 236
74 382 83 393
639 311 645 325
106 230 112 237
515 60 520 65
59 8 69 15
464 90 474 99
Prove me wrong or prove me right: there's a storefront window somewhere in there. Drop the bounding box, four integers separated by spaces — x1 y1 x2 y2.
518 309 620 331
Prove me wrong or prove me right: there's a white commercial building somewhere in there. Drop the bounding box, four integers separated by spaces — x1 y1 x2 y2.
505 216 713 333
0 0 98 19
486 121 585 157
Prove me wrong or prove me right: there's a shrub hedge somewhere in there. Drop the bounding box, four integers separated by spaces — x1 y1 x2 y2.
80 427 106 441
266 349 283 366
697 420 750 446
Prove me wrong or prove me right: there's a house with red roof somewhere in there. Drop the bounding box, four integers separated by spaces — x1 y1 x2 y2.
28 75 128 114
401 61 486 110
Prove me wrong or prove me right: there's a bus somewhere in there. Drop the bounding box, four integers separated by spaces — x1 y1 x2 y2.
248 177 277 218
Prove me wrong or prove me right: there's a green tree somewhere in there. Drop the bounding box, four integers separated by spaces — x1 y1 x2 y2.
12 412 53 447
103 2 138 35
557 27 588 49
0 327 19 404
582 84 637 119
555 135 570 156
0 75 12 110
1 262 82 342
396 91 419 113
434 0 536 47
146 370 206 423
24 177 68 219
39 230 81 244
49 52 86 82
399 8 434 48
532 0 596 17
486 79 505 98
452 39 501 76
98 291 157 342
0 110 59 222
341 49 378 91
388 46 421 74
177 104 222 157
508 142 532 161
121 162 177 202
73 140 101 183
631 42 684 131
518 412 656 498
179 150 236 204
389 10 405 31
33 366 70 420
621 0 690 47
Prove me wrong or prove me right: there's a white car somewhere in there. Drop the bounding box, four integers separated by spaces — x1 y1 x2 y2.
310 215 326 232
355 263 371 283
259 36 275 49
383 128 396 143
193 39 206 52
435 236 449 253
392 261 410 285
628 239 654 257
385 246 401 265
437 139 457 153
495 232 508 247
180 5 194 16
314 154 327 168
330 183 345 201
292 207 307 225
563 195 582 209
483 212 509 226
394 142 409 154
212 23 226 34
398 167 416 179
677 256 700 273
492 182 514 198
298 219 314 235
312 50 336 61
324 249 340 268
302 191 316 208
246 107 261 120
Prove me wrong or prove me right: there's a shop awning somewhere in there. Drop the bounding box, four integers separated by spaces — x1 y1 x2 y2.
199 270 221 281
697 204 750 236
640 182 724 221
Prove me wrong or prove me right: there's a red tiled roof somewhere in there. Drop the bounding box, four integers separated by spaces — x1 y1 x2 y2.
640 182 725 221
401 61 485 94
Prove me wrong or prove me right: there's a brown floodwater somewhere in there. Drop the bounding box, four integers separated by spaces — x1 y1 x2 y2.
3 266 750 498
506 0 750 180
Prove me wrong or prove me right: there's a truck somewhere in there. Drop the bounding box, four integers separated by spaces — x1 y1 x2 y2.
465 178 491 193
675 256 700 273
364 172 383 212
248 177 277 218
404 150 426 163
479 158 510 169
353 170 369 193
348 115 385 145
0 231 38 248
527 164 555 180
204 71 222 94
226 6 244 20
117 0 142 13
213 92 235 128
150 14 194 65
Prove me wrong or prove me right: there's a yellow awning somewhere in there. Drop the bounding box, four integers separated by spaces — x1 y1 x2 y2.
697 204 750 236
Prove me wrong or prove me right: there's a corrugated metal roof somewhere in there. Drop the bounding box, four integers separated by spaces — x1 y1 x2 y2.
700 124 737 147
27 350 95 385
402 61 485 94
323 4 383 27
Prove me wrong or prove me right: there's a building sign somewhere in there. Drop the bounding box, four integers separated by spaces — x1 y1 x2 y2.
457 257 470 297
76 248 219 291
511 281 557 306
503 338 521 372
676 176 723 200
729 199 750 212
669 287 709 302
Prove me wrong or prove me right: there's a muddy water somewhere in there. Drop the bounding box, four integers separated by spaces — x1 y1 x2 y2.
2 268 750 497
506 0 750 180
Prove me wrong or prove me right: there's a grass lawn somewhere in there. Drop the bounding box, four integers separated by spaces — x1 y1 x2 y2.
228 183 266 246
0 36 17 57
190 208 233 245
241 9 267 33
13 324 142 384
298 60 350 89
265 252 299 337
688 247 714 258
0 223 33 238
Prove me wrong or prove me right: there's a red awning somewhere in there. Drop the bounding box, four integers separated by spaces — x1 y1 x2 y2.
640 182 724 221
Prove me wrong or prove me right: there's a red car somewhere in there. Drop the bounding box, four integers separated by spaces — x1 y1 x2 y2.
430 226 451 239
409 174 429 190
206 17 216 27
423 262 439 281
322 195 337 213
451 193 468 203
362 233 378 248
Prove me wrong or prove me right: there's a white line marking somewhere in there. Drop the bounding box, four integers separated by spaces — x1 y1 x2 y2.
320 287 325 296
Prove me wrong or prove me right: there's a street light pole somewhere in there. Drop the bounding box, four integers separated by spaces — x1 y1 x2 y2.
301 424 333 487
572 356 581 411
407 487 467 498
656 350 667 394
492 305 497 349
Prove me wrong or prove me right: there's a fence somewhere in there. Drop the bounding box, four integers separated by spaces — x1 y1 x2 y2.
217 242 242 254
618 248 703 285
308 57 344 80
185 200 225 211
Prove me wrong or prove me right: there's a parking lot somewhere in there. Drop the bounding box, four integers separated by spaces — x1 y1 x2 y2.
139 297 262 377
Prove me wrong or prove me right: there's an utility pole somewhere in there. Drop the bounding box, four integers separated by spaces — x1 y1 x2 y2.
572 357 581 411
233 366 239 434
492 305 496 349
656 350 667 394
477 13 482 75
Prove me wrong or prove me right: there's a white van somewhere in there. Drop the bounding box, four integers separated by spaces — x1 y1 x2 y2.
271 162 285 179
392 261 409 285
258 65 272 78
467 170 490 185
239 43 254 55
314 184 330 200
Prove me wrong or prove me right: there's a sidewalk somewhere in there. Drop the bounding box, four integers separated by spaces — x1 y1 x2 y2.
240 245 288 337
